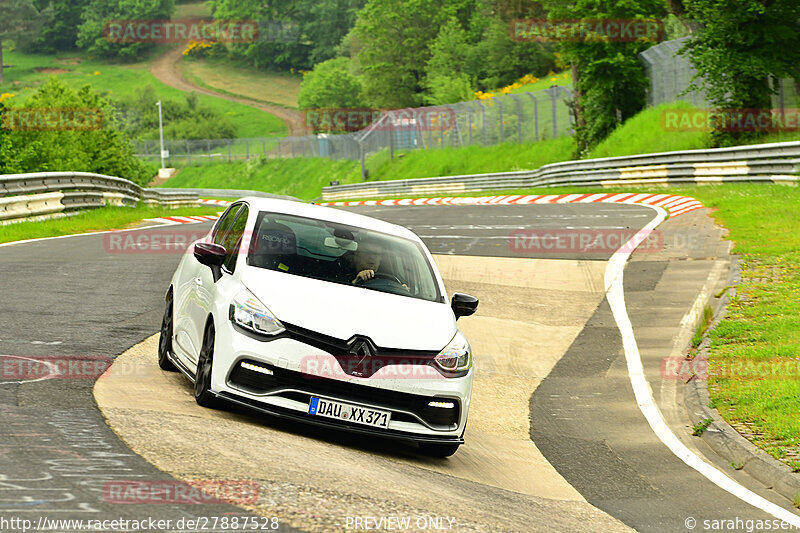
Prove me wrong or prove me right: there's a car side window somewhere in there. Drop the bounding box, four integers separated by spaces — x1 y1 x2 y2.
213 204 243 246
222 205 249 273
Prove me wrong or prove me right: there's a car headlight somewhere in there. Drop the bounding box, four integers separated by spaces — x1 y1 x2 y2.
230 290 285 336
433 331 472 375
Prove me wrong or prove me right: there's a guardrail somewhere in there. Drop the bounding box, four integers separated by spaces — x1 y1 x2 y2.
0 172 199 222
321 141 800 201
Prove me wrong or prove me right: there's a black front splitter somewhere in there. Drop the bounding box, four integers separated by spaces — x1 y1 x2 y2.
214 391 465 446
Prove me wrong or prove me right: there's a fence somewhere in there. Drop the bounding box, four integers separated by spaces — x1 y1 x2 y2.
134 86 575 175
639 37 800 112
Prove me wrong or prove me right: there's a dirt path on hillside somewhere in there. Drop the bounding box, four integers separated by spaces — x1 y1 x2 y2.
150 47 308 137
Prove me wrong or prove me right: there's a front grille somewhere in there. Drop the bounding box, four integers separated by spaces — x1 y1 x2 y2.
228 360 460 428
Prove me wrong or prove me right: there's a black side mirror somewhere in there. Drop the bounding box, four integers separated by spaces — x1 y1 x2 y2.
194 242 226 281
451 293 478 320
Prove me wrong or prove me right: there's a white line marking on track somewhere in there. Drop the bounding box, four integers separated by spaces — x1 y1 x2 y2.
606 205 800 526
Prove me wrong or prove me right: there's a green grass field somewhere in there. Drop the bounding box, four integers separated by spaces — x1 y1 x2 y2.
0 203 221 244
181 58 301 108
161 157 362 201
0 49 286 139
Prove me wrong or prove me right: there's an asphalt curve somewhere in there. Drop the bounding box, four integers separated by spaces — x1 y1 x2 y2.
1 202 794 531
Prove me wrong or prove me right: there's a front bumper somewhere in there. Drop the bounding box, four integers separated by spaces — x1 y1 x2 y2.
212 324 472 442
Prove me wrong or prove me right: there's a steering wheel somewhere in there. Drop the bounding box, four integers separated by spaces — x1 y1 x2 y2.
359 272 409 292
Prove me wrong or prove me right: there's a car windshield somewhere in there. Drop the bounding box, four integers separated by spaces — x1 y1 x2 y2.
247 211 442 303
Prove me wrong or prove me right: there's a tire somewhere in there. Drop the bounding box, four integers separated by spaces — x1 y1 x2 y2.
418 442 460 458
195 321 222 408
157 292 178 372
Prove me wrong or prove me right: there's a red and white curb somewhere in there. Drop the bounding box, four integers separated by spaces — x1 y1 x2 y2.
144 215 220 225
198 199 232 207
318 193 705 217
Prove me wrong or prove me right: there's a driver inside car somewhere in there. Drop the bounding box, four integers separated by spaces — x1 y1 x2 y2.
337 235 409 291
351 238 383 284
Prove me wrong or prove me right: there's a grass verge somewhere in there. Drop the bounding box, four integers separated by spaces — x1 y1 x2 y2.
0 49 287 139
160 157 362 201
0 204 221 245
181 58 301 109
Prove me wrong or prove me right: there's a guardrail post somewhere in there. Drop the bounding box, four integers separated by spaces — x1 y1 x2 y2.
227 142 231 162
186 141 191 165
206 140 211 164
550 86 558 138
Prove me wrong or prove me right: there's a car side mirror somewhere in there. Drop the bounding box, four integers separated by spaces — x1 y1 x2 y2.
451 293 478 320
194 242 226 281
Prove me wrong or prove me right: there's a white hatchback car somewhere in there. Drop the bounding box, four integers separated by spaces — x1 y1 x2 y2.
158 197 478 456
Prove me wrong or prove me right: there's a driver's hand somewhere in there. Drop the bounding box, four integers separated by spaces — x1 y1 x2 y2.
352 269 374 284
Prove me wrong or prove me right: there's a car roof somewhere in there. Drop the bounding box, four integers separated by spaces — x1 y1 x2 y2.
232 197 422 243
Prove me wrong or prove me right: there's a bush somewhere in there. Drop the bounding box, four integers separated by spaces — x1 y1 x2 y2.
4 78 155 185
116 85 236 141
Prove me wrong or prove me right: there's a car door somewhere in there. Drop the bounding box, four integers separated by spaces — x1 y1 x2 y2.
187 203 249 370
174 203 243 369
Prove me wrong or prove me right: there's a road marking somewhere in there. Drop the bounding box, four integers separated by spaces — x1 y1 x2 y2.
605 204 800 526
0 356 57 385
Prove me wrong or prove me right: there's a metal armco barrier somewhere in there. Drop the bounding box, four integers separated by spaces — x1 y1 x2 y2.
0 172 199 222
321 141 800 201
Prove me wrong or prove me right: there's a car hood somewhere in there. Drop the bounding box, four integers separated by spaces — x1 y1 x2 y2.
240 269 455 351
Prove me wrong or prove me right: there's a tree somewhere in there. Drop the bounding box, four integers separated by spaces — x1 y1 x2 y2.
542 0 665 155
0 99 17 173
298 57 364 110
682 0 800 146
6 78 155 185
27 0 90 53
0 0 45 84
77 0 174 61
471 16 555 90
422 18 476 104
353 0 450 108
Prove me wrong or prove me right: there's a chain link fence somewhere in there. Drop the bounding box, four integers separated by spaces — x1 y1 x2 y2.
639 37 799 112
135 86 574 176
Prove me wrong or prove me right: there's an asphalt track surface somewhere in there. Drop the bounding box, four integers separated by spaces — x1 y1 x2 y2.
0 203 794 531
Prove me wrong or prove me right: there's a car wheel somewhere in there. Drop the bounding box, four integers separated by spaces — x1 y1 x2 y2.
418 442 460 458
195 321 222 408
157 292 178 372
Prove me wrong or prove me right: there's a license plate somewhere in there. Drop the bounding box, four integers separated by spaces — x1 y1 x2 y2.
308 397 391 429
